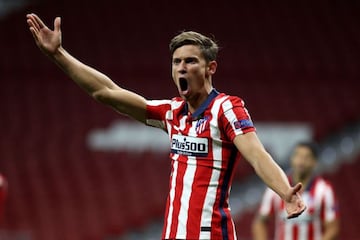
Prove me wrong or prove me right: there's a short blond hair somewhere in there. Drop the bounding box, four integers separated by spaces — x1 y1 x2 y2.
169 31 219 62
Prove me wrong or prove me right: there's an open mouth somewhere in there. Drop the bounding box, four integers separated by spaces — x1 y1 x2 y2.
179 77 188 91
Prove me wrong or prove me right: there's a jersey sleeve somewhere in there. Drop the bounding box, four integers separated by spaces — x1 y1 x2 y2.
321 182 339 222
146 100 172 131
219 96 255 141
258 188 277 217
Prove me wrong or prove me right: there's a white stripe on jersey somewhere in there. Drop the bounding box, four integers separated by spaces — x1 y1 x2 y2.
323 184 336 221
299 222 308 240
222 99 244 135
165 115 187 238
165 100 185 134
147 99 180 130
166 109 172 135
176 122 198 238
165 155 179 238
259 188 275 215
199 96 228 240
176 161 196 237
241 99 252 120
284 221 293 240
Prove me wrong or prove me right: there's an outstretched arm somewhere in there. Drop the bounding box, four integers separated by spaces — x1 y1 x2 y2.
26 13 147 122
234 132 306 219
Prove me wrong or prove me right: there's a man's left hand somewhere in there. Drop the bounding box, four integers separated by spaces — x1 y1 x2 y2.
285 183 306 219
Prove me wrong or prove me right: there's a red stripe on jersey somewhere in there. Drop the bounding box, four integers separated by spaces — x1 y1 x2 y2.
186 158 213 238
169 159 187 238
292 224 298 240
308 222 314 240
270 195 275 215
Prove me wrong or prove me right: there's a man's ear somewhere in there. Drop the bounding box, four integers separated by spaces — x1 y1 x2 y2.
207 61 217 75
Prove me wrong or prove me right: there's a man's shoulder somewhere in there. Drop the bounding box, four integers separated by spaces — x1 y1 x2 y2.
171 96 185 102
214 93 247 110
216 92 244 100
147 97 184 106
312 176 336 193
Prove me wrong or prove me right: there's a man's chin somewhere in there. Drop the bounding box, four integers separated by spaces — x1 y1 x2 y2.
179 89 191 99
296 171 312 180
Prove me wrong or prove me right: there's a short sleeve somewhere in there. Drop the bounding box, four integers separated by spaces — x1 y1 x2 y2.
220 96 255 141
146 100 171 131
321 183 339 222
258 188 276 217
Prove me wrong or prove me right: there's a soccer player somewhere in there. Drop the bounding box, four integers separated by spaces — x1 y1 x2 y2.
26 13 306 240
252 142 339 240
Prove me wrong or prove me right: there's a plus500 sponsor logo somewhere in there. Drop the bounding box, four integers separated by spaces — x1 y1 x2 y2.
171 134 208 157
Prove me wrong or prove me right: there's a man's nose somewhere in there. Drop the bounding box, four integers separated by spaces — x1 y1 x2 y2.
177 61 187 74
178 68 186 74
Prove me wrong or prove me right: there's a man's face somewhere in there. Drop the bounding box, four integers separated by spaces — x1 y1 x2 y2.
291 146 317 179
172 45 215 100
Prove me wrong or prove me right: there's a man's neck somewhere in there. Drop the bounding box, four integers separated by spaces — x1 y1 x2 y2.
187 86 213 114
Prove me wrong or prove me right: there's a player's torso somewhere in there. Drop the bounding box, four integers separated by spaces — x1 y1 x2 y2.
168 106 235 165
274 178 326 240
162 94 239 240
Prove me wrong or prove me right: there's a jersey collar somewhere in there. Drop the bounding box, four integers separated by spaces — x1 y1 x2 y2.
182 88 220 120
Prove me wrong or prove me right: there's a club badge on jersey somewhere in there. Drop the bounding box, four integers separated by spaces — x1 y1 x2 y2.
195 116 210 134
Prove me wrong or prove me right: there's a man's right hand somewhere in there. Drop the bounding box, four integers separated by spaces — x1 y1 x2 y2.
26 13 147 123
26 13 62 56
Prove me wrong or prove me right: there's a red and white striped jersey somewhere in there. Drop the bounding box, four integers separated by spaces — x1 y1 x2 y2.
146 89 255 240
258 176 339 240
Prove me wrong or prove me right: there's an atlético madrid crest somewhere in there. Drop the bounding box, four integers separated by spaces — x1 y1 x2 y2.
195 116 210 135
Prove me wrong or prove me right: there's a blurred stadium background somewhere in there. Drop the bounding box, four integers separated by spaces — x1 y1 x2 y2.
0 0 359 239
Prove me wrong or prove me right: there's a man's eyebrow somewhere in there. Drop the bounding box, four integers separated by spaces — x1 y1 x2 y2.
172 56 200 62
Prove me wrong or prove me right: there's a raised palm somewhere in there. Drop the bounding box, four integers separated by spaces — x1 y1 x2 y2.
26 13 62 56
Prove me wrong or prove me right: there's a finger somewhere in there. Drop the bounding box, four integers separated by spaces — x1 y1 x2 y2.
287 205 306 219
27 17 39 33
29 27 39 41
292 182 302 194
27 14 41 31
27 19 38 31
54 17 61 32
31 13 46 29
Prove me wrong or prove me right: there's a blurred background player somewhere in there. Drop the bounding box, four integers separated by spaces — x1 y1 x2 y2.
252 142 339 240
